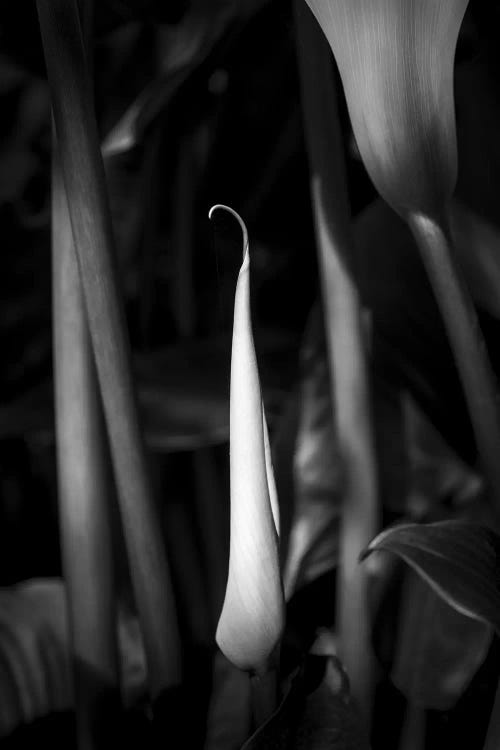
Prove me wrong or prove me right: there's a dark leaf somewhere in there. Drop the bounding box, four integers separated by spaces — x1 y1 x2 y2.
283 307 341 599
391 567 492 710
242 653 368 750
102 0 268 155
361 520 500 632
404 394 483 519
0 335 294 451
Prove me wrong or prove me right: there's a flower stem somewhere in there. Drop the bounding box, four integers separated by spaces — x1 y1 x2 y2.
294 0 378 725
37 0 182 697
409 212 500 511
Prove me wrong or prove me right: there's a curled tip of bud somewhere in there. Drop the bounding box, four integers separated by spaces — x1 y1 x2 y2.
212 205 284 673
208 204 249 261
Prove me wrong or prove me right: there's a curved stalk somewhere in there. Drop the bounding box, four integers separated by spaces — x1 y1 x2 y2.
37 0 182 698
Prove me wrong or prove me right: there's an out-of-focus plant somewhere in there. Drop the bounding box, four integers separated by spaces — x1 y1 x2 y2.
363 520 500 749
0 579 147 741
51 3 119 748
210 204 284 728
36 0 182 705
102 0 268 157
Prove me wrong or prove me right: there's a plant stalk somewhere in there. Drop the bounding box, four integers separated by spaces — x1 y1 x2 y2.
294 1 378 724
37 0 182 697
409 213 500 510
53 149 119 750
52 3 119 745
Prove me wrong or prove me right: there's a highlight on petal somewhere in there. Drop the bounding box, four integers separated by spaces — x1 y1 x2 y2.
304 0 469 216
209 204 284 674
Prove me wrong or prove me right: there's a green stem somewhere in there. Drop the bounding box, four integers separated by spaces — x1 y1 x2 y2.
294 1 378 725
409 213 500 510
37 0 182 697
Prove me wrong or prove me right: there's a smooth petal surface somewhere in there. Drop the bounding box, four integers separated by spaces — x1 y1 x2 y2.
305 0 469 216
212 205 284 674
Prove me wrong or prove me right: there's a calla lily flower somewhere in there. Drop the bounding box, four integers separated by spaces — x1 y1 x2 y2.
304 0 469 218
210 204 284 675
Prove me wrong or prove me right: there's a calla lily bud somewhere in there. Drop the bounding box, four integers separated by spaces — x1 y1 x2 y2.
209 204 284 675
304 0 469 217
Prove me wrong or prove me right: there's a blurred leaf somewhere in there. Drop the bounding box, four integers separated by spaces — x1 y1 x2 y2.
103 0 268 155
404 394 483 519
283 308 341 599
135 340 230 451
0 342 229 450
0 1 187 75
391 567 493 710
0 579 146 739
0 334 294 451
242 653 369 750
362 520 500 631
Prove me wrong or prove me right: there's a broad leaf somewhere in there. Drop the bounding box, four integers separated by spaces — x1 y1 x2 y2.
391 567 493 710
283 307 341 599
362 520 500 632
0 579 146 739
